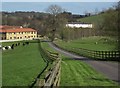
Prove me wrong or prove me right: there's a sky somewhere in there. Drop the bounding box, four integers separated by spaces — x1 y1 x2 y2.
1 2 117 15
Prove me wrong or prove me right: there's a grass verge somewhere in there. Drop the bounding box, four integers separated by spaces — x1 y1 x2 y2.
60 55 119 86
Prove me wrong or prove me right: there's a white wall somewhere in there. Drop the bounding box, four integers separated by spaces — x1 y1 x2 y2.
66 23 93 28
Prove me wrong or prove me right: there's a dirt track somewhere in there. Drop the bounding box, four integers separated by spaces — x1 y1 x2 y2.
48 42 120 84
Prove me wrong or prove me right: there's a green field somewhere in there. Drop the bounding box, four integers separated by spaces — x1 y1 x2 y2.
2 41 46 86
78 13 105 24
2 40 119 86
60 56 118 86
40 42 118 86
54 36 118 51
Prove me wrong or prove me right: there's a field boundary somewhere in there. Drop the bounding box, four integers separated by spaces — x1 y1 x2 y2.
36 59 61 87
53 43 120 61
30 40 61 87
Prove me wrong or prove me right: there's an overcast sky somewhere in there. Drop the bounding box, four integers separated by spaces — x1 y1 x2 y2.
1 2 117 15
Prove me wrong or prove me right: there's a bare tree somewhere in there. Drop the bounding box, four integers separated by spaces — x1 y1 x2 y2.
46 5 66 41
47 5 63 15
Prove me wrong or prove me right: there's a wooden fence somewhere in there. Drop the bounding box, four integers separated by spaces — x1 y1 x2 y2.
53 43 120 61
32 40 61 87
35 58 61 87
74 48 120 60
30 40 61 88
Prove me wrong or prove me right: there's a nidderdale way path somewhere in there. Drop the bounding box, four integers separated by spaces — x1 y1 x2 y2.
48 42 120 84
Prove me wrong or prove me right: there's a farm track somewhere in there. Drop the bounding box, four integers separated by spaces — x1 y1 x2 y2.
48 42 120 85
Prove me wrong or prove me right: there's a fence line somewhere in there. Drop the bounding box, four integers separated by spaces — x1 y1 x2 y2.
30 40 61 87
76 48 120 60
31 40 61 87
53 43 120 61
35 59 61 87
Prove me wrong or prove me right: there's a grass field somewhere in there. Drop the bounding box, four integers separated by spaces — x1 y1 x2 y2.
2 41 46 86
40 42 118 86
78 13 105 24
2 40 119 86
54 36 118 51
60 55 118 86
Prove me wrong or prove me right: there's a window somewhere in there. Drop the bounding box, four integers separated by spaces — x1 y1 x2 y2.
14 32 15 34
25 36 26 38
20 37 22 39
14 37 16 39
10 37 12 39
17 37 19 39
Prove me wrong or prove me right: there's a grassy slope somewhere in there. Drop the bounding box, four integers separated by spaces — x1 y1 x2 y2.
55 36 117 51
2 42 46 86
60 56 118 86
78 13 105 24
41 42 118 86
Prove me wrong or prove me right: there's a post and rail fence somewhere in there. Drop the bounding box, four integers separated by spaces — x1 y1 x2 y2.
53 43 120 61
35 59 61 87
76 48 120 60
31 40 61 88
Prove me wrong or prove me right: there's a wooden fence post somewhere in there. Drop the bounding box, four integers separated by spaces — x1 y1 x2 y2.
36 78 45 87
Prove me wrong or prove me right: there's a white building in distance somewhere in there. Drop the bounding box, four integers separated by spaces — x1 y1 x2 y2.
66 22 93 28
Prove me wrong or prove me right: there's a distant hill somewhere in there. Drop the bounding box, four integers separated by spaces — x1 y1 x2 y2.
78 13 106 24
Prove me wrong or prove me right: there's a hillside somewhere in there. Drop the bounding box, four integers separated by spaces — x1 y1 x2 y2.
78 13 106 24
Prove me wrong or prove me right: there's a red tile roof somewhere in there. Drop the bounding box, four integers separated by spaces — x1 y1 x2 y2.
0 28 37 33
0 25 21 29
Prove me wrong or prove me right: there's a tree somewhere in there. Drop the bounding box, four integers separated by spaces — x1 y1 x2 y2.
45 5 67 41
102 8 118 37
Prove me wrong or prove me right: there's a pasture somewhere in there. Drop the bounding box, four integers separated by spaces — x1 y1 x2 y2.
2 39 119 86
54 36 118 51
40 42 118 86
2 40 46 86
54 36 119 61
78 13 106 24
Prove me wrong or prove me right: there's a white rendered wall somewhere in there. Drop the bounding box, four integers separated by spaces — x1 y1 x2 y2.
66 24 93 28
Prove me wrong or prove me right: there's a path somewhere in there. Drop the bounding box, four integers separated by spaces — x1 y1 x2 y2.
48 42 120 84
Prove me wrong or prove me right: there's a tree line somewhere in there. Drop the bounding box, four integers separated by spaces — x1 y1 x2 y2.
1 2 120 42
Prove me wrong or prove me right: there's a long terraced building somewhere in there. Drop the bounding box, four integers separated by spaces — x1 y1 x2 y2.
0 25 37 40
